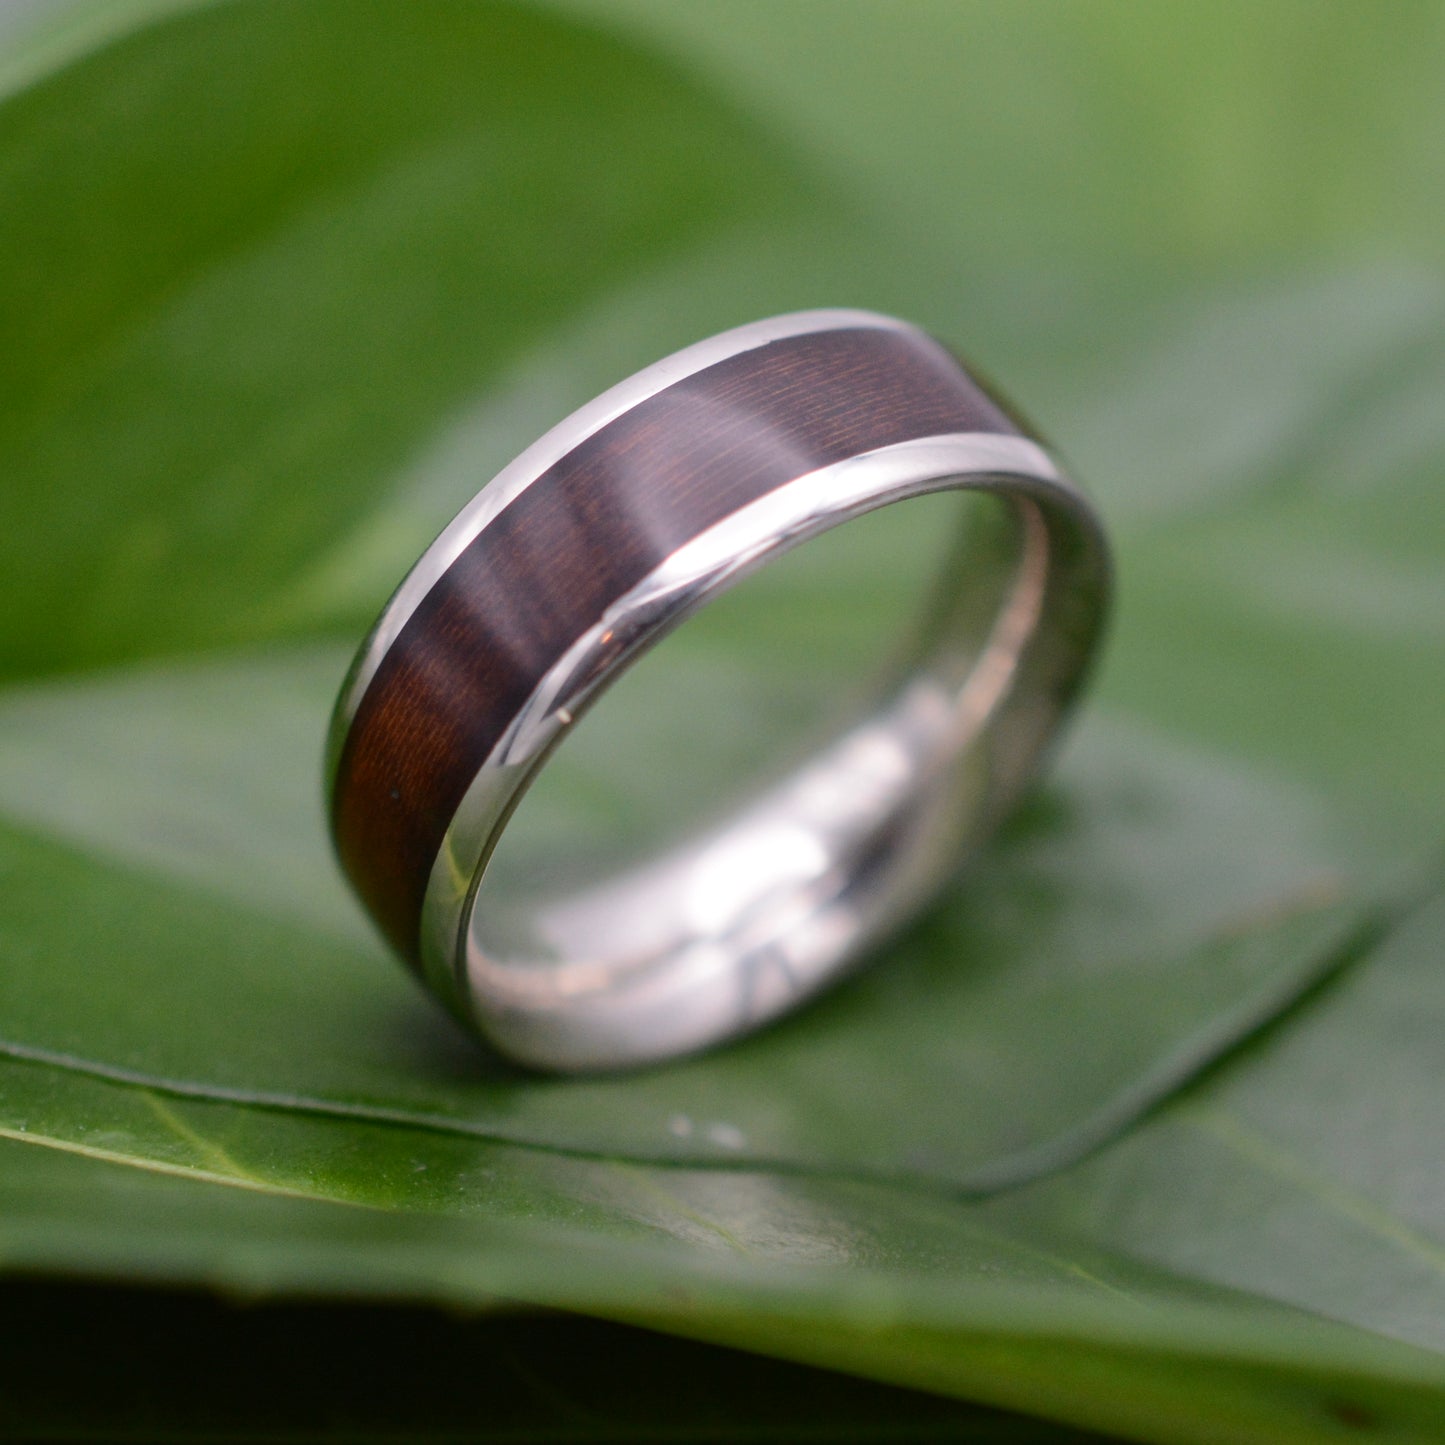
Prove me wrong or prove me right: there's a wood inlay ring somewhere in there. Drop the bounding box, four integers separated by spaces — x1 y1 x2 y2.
326 311 1111 1070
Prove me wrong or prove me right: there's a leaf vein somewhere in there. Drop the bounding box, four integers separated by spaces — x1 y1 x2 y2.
1183 1103 1445 1278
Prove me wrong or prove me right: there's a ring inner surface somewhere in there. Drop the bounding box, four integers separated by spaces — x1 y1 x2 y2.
465 487 1029 996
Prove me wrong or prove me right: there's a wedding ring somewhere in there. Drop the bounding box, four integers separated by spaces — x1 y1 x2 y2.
326 310 1110 1071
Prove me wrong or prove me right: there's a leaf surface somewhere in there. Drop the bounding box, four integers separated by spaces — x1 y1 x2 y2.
1 4 1444 1444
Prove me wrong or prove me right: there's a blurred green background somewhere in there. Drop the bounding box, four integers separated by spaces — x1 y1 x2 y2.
0 3 1442 1442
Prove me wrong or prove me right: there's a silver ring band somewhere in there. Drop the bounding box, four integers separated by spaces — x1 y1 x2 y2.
327 310 1111 1071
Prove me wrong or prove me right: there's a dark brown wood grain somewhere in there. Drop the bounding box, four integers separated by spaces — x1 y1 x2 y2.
331 325 1023 960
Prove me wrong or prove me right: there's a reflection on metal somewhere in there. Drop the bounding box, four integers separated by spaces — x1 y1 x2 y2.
427 435 1105 1069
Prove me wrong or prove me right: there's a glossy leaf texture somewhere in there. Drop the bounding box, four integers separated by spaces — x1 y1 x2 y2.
1 2 1443 1443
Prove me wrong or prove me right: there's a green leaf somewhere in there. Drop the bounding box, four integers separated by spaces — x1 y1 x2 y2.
574 0 1445 273
7 990 1445 1445
0 660 1408 1188
0 0 804 677
2 3 1444 1444
995 887 1445 1359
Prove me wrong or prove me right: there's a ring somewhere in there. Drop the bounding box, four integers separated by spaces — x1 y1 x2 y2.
326 310 1111 1071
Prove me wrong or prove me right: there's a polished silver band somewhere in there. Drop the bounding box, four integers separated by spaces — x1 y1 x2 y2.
329 311 1111 1072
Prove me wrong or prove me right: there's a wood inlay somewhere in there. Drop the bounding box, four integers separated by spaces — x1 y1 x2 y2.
330 325 1023 959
